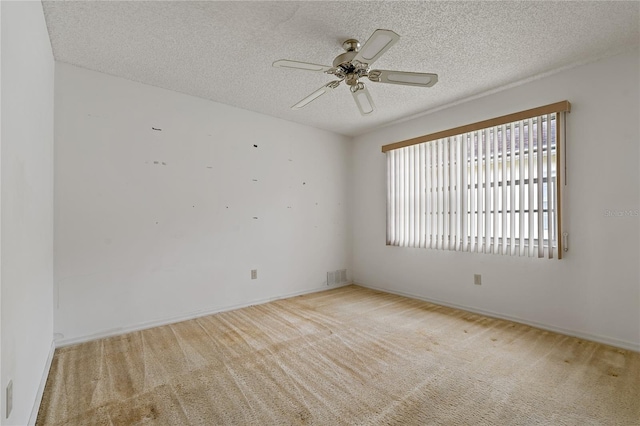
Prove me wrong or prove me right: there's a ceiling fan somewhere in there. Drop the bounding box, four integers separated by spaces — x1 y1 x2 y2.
273 29 438 116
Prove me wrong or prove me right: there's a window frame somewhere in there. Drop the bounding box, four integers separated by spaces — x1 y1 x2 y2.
382 101 570 259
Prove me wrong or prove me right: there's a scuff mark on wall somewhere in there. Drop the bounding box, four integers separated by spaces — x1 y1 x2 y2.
152 127 162 131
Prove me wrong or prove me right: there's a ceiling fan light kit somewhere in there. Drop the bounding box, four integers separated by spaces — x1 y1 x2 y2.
273 29 438 116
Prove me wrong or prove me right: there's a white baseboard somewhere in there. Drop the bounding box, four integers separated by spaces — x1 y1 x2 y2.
355 283 640 353
28 339 56 425
56 282 352 348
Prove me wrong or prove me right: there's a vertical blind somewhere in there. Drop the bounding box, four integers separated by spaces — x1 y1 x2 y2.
383 101 570 259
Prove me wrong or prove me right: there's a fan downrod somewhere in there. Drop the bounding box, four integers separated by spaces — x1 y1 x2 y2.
333 39 363 68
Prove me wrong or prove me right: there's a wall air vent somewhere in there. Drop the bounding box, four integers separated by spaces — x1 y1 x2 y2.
327 269 348 286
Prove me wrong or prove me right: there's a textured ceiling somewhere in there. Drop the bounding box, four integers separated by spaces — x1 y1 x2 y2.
42 1 639 136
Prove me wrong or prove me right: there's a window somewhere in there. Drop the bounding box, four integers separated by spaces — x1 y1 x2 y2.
382 101 570 259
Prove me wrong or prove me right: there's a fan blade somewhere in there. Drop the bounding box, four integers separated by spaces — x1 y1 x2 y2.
273 59 332 72
352 29 400 66
368 70 438 87
291 81 341 110
351 86 375 116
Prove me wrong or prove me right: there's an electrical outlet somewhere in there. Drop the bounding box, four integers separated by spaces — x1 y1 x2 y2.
6 380 13 419
251 269 257 280
474 274 482 285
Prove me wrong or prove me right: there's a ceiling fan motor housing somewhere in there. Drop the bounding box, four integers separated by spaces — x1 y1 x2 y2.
333 39 371 88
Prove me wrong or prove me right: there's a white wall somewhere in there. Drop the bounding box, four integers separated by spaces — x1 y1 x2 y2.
1 1 55 425
54 63 351 343
351 50 640 350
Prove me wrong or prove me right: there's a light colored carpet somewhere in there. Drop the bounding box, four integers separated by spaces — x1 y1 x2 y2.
37 285 640 425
